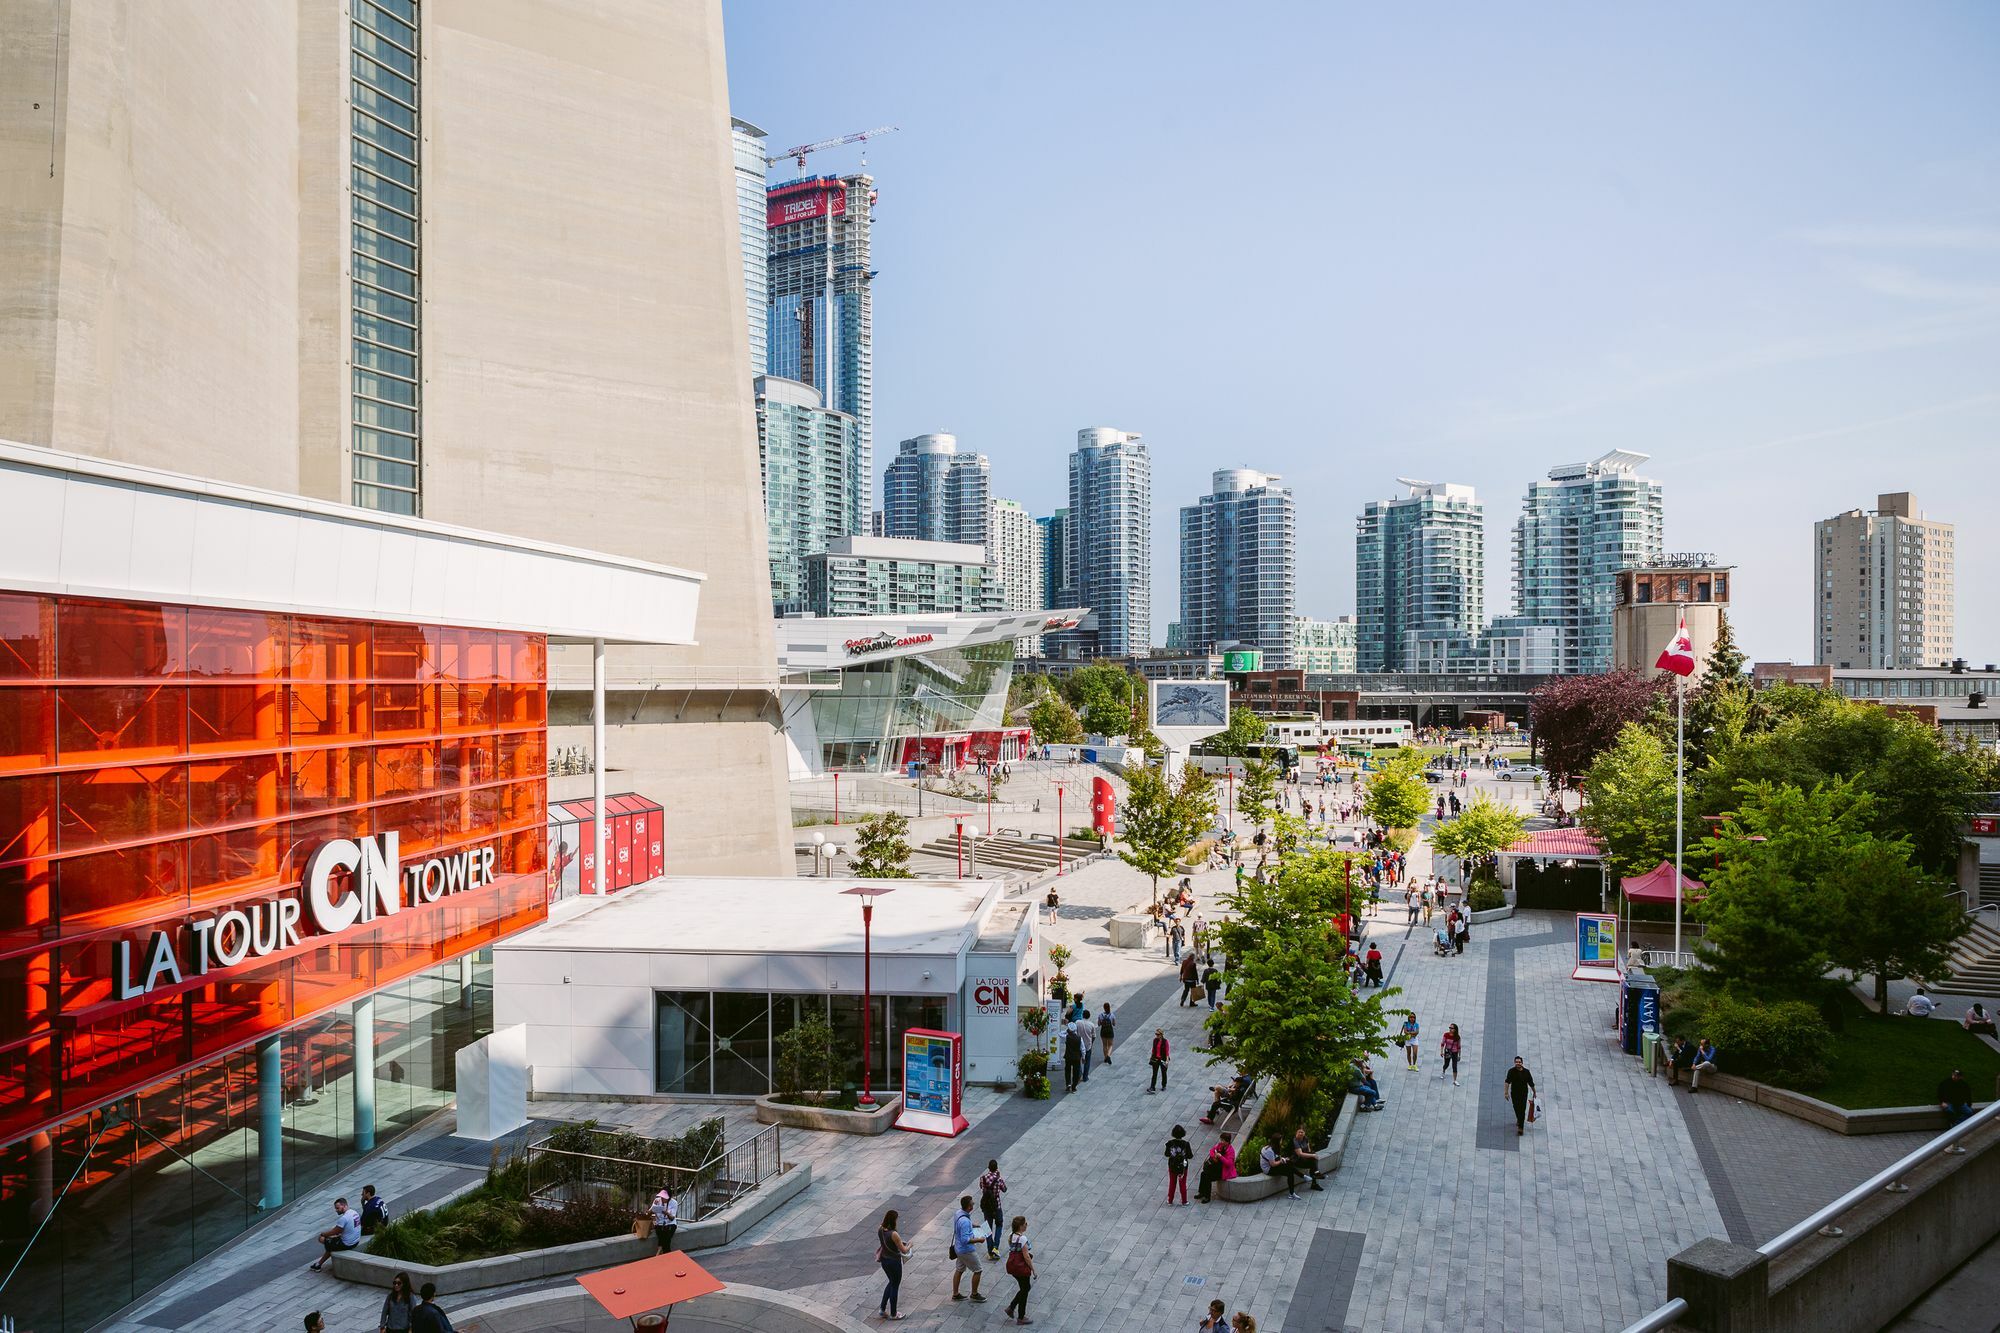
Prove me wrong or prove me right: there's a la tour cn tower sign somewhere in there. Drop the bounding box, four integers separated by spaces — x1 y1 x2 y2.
115 832 499 999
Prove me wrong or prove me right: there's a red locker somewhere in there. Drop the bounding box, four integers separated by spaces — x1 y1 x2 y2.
644 807 664 878
612 811 634 889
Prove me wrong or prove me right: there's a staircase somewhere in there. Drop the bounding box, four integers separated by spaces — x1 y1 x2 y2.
912 834 1103 875
1937 910 2000 995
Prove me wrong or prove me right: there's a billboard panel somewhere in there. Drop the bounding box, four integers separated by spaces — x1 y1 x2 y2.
1152 680 1229 730
766 185 848 228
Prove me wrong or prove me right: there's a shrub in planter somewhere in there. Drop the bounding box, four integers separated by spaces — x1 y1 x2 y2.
1019 1005 1050 1039
1016 1047 1051 1099
773 1012 844 1105
1466 880 1506 912
1663 987 1833 1089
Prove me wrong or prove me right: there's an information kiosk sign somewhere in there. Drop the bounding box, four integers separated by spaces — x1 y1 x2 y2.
896 1028 968 1137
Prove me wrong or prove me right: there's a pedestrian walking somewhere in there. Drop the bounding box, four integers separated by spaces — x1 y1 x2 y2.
1179 952 1201 1007
1148 1028 1171 1092
304 1313 325 1333
410 1283 455 1333
1163 1124 1193 1205
378 1272 416 1333
1439 1024 1462 1085
1080 1010 1096 1081
1400 1013 1420 1070
1364 943 1384 988
1098 1003 1117 1064
950 1196 986 1303
649 1185 678 1252
1169 919 1185 962
1503 1056 1537 1136
1406 890 1420 926
1001 1215 1035 1325
876 1208 911 1319
978 1160 1007 1259
1198 1299 1229 1332
1202 961 1222 1009
1062 1022 1084 1093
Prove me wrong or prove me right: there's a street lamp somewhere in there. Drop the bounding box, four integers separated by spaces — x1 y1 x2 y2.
1052 780 1067 876
952 815 967 877
986 766 995 836
841 884 897 1106
833 770 841 827
810 832 845 878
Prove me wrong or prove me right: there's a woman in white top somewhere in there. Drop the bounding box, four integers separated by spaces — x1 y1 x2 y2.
1000 1214 1034 1326
650 1187 678 1253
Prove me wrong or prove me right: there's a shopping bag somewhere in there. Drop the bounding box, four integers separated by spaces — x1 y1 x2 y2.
1528 1097 1539 1124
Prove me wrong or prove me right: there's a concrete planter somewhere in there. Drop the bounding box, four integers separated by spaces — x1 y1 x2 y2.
755 1092 902 1135
1217 1092 1358 1203
1680 1070 1986 1136
334 1160 811 1291
1469 904 1515 925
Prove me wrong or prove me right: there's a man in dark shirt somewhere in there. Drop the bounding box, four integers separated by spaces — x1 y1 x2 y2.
1503 1057 1537 1136
1938 1068 1976 1126
411 1283 455 1333
1062 1022 1084 1093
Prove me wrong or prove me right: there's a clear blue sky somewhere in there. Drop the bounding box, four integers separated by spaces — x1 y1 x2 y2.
724 2 2000 664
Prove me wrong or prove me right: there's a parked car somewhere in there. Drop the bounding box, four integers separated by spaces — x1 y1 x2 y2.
1498 765 1546 782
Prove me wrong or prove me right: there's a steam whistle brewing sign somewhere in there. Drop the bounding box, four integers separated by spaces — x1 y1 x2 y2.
116 833 498 999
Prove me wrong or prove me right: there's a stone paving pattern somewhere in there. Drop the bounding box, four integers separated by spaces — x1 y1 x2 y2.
101 770 1958 1333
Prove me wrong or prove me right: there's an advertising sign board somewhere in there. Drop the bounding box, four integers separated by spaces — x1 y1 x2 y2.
1221 649 1263 673
766 185 847 228
1573 912 1621 982
896 1028 968 1137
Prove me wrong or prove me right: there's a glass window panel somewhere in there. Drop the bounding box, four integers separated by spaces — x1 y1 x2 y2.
371 682 436 738
56 685 187 762
353 484 418 516
354 338 417 381
56 763 186 853
352 281 417 327
352 108 417 162
353 254 416 299
0 686 56 772
351 23 416 78
187 683 284 753
352 395 417 433
827 993 886 1093
287 679 369 741
353 224 417 275
353 456 418 491
373 741 437 798
353 426 418 462
352 138 417 189
356 1 419 53
371 0 417 25
711 992 771 1095
354 370 417 409
55 840 187 931
655 991 712 1094
352 193 416 243
351 78 416 132
0 593 54 678
187 752 285 827
286 746 371 814
186 821 285 907
58 601 186 679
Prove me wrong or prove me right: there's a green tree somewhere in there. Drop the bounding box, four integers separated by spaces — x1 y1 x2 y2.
1428 794 1526 882
1238 757 1279 831
1212 705 1269 760
848 810 914 879
1029 692 1085 745
1363 748 1429 831
1064 663 1138 737
1822 835 1965 1009
1201 931 1400 1090
1695 697 1986 873
1580 723 1679 877
1119 762 1218 905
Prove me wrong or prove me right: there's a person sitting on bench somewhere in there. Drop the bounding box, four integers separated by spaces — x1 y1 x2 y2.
1963 1003 1998 1037
1201 1071 1253 1124
1351 1060 1383 1111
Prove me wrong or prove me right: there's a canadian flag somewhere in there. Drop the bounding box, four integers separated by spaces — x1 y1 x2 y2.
1655 611 1697 678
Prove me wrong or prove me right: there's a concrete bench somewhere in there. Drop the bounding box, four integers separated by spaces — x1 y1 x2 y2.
1216 1093 1359 1203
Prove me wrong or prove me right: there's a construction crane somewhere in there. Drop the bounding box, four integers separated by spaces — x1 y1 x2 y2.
766 126 899 177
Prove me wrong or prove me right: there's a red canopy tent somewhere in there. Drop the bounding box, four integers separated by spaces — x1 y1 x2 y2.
1620 861 1705 904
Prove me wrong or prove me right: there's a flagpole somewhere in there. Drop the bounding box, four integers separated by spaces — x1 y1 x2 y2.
1673 668 1685 962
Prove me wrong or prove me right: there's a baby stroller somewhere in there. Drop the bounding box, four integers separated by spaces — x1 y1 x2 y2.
1432 928 1451 957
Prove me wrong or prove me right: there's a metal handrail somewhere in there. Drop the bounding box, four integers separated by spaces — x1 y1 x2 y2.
1758 1097 2000 1259
1615 1298 1688 1333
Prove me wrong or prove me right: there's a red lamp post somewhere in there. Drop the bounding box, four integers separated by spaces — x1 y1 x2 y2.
986 768 994 836
1052 781 1067 876
841 884 896 1106
1226 769 1236 829
953 815 967 877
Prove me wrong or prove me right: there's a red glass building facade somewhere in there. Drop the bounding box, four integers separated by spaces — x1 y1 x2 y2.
0 592 549 1147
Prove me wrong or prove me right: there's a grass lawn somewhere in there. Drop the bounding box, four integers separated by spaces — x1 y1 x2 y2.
1813 992 2000 1110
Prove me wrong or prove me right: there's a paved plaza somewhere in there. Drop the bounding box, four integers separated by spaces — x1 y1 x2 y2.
102 774 1959 1333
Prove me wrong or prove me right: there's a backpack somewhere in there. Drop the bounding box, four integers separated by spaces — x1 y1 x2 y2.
1097 1013 1114 1038
1005 1236 1031 1277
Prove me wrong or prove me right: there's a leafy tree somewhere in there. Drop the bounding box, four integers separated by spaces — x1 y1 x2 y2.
1064 662 1139 736
1028 693 1085 745
1821 834 1964 1009
1362 748 1429 831
1529 670 1666 787
1695 697 1986 873
1238 757 1279 831
1201 930 1400 1089
1580 723 1679 877
1119 761 1218 905
1212 705 1270 760
848 811 914 879
1427 794 1526 881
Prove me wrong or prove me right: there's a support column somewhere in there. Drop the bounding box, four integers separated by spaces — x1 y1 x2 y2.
257 1034 285 1210
592 637 607 895
352 995 376 1153
460 953 476 1010
1667 1237 1770 1333
26 1131 52 1226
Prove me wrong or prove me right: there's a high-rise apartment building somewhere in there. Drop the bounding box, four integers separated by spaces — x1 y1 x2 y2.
1292 615 1358 674
0 2 788 1325
1061 428 1152 657
758 375 858 613
731 118 770 373
1039 510 1070 608
1814 493 1955 669
805 537 1004 617
1355 481 1484 672
767 172 874 533
881 433 990 547
1514 451 1664 673
1180 468 1297 667
989 497 1047 654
